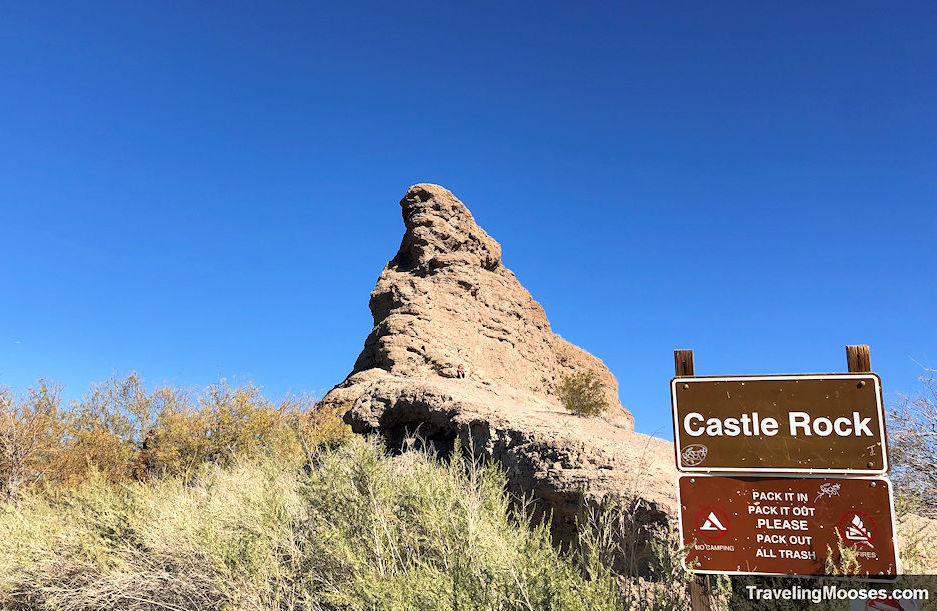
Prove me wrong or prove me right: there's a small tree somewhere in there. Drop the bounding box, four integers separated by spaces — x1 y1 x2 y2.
556 370 609 417
0 380 64 499
888 375 937 517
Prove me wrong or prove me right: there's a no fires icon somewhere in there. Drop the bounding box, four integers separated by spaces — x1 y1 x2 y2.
838 511 876 545
695 507 730 540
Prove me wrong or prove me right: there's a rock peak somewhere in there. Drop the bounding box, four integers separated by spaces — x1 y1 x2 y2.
391 184 502 273
324 184 632 430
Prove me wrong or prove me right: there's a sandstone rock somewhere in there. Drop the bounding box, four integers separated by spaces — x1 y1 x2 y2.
327 184 629 422
897 512 937 573
322 183 678 556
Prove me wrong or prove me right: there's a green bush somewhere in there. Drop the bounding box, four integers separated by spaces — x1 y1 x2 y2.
0 437 632 610
556 371 609 417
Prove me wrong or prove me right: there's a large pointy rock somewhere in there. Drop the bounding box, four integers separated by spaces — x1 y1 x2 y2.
322 184 677 557
325 183 630 423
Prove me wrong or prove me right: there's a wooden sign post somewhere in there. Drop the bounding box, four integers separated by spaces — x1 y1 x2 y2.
674 349 713 611
846 344 872 374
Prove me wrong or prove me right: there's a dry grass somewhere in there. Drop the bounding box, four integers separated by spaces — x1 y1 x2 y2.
0 437 649 610
0 374 700 609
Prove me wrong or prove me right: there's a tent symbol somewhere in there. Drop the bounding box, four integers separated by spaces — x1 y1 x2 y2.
700 511 727 532
695 507 730 540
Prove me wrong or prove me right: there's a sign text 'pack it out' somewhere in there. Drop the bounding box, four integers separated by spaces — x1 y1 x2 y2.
677 475 899 576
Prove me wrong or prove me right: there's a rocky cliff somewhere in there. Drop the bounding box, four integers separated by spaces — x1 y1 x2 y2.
321 184 677 551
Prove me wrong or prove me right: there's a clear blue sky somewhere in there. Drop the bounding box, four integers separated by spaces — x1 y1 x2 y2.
2 2 934 439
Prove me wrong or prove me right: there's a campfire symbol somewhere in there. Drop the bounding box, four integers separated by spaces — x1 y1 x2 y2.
837 511 876 546
844 514 872 543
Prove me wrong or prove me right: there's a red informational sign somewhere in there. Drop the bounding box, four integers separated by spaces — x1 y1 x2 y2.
677 475 899 577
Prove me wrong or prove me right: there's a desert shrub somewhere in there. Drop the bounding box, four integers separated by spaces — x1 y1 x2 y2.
556 370 609 417
195 380 302 464
292 438 626 609
576 497 696 610
0 437 631 610
295 399 354 453
54 375 309 486
0 374 351 495
0 380 65 499
888 375 937 518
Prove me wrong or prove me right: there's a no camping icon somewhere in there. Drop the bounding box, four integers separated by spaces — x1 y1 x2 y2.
695 507 730 540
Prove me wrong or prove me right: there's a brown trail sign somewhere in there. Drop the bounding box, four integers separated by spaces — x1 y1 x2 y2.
671 373 887 474
677 474 899 577
670 346 898 596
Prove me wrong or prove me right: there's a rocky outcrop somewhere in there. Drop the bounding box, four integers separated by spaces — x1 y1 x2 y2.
897 513 937 573
322 184 677 555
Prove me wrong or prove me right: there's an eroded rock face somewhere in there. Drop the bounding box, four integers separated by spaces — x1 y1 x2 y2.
322 184 677 557
326 184 630 423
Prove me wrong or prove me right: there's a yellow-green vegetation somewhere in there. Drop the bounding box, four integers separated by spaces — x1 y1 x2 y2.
0 374 694 610
0 435 645 610
823 532 861 576
578 499 696 609
0 374 351 497
556 371 609 417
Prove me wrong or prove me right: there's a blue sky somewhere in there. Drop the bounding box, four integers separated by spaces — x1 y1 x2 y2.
1 2 934 439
